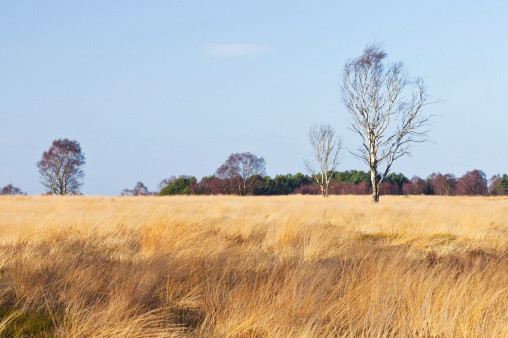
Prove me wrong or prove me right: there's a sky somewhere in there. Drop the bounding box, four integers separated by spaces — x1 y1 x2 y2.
1 0 507 195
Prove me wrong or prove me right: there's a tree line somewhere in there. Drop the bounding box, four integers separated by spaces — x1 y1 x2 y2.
145 165 508 197
118 151 507 197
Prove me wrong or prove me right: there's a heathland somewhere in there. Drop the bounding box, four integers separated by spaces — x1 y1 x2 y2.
0 195 507 337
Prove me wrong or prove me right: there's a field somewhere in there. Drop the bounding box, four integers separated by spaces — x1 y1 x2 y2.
0 195 507 337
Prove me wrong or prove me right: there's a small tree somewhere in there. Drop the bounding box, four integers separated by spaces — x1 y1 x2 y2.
121 182 154 196
341 44 432 202
36 139 85 195
0 184 25 195
216 152 266 195
304 124 343 197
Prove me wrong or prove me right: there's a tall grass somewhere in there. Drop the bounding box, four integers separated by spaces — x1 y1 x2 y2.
0 195 507 337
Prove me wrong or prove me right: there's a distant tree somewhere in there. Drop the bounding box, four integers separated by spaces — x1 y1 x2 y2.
250 173 311 196
0 184 25 195
402 176 430 195
216 152 266 195
383 172 409 191
379 182 400 195
274 173 310 195
191 176 222 195
246 175 266 195
498 175 508 195
121 182 154 196
159 177 196 196
354 182 372 195
456 170 488 195
489 175 501 195
292 173 310 187
304 124 343 197
36 139 85 195
341 44 432 202
158 176 177 191
489 174 508 195
253 176 276 195
157 175 194 192
429 172 457 195
334 170 370 185
294 184 321 195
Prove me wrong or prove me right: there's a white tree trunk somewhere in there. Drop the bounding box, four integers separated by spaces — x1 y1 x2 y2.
371 167 380 203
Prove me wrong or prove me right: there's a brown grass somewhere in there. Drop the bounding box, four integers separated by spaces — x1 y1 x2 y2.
0 195 507 337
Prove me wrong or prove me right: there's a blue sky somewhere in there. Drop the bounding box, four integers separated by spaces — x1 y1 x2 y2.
1 1 507 195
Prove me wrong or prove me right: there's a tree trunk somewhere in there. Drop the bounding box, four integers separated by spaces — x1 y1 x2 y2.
371 168 380 203
322 184 328 197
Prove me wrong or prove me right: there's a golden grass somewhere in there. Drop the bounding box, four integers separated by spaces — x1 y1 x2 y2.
0 195 507 337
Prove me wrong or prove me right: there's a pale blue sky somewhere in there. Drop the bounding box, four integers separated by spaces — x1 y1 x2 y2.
1 1 507 195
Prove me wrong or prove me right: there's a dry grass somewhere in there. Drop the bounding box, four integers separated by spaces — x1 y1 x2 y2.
0 195 507 337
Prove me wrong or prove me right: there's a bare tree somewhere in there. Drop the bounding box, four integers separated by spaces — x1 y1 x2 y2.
1 184 25 195
158 176 177 191
341 44 431 202
429 172 457 195
304 124 343 197
121 182 154 196
36 139 85 195
456 170 488 195
216 152 266 195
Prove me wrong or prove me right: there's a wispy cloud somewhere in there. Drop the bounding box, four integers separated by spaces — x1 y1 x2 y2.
205 44 271 57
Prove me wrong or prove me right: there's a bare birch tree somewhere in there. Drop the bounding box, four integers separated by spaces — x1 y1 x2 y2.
341 44 431 202
304 124 343 197
216 152 266 195
37 139 86 195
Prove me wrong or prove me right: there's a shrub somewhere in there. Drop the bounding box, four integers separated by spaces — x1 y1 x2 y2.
159 177 196 196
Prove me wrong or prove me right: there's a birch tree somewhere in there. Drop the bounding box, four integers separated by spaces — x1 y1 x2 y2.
37 139 86 195
341 44 431 202
216 152 266 195
304 124 343 197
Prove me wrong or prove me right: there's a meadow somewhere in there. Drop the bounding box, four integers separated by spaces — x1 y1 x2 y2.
0 195 507 337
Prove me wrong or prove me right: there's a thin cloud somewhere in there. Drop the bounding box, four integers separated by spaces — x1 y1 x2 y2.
205 44 271 57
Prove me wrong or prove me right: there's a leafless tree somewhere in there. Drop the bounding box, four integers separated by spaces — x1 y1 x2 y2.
121 182 154 196
341 43 431 202
216 152 266 195
429 172 457 195
36 139 86 195
304 124 343 197
456 170 488 195
0 184 25 195
158 176 177 191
